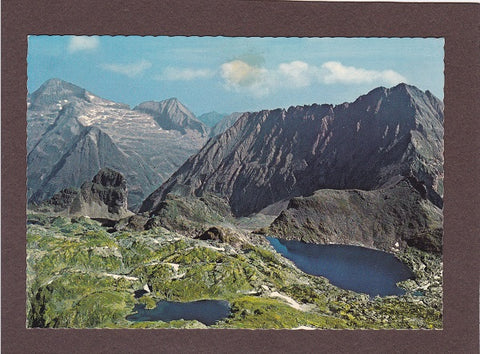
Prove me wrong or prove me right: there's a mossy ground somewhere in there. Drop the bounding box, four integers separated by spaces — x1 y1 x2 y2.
27 213 442 329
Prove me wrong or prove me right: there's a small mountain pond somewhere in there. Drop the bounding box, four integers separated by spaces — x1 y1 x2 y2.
126 300 231 326
267 237 414 297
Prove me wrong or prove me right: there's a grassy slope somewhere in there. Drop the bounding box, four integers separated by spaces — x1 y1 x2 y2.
27 213 442 329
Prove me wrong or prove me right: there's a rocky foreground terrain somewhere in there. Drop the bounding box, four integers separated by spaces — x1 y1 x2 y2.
27 82 443 329
27 213 442 329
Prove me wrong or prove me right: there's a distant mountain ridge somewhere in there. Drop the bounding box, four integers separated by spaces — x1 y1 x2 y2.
198 111 228 128
27 79 209 209
140 83 444 217
134 98 209 136
210 112 244 137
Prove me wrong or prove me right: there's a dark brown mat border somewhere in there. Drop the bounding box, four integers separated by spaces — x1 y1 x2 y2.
3 1 479 353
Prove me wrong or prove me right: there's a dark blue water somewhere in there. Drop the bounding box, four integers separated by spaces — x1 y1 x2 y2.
267 237 414 297
126 300 231 325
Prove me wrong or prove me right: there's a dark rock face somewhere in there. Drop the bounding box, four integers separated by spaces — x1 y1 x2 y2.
141 84 444 217
27 79 208 209
134 98 209 136
36 168 132 220
40 187 80 213
196 227 227 242
78 168 129 215
268 177 443 254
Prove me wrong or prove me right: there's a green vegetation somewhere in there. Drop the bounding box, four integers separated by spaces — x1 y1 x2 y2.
147 193 232 235
27 213 442 329
222 296 349 329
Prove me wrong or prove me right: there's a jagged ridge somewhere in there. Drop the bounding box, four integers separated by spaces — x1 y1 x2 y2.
141 83 444 217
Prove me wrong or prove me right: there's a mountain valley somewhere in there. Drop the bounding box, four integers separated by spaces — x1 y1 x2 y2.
27 81 444 329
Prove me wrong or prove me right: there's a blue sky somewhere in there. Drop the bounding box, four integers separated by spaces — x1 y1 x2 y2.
28 36 444 115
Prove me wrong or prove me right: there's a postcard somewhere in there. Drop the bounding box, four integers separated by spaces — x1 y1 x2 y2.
26 35 444 330
3 1 479 353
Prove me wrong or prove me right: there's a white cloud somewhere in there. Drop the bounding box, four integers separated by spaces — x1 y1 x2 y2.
220 60 270 97
278 61 315 88
157 67 214 81
219 59 407 97
221 60 267 87
321 61 407 85
68 36 99 53
100 59 152 78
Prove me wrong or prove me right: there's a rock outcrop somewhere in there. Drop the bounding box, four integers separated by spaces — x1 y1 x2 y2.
140 84 444 217
35 168 133 220
268 177 443 254
195 226 248 249
144 193 232 235
113 215 149 232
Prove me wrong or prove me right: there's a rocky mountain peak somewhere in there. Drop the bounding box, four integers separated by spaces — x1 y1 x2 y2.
163 97 181 105
28 79 210 209
140 84 443 217
209 112 244 137
134 98 209 136
29 78 87 110
29 78 128 112
198 111 228 128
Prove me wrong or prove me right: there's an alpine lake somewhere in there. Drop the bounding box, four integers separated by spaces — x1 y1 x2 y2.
267 237 414 297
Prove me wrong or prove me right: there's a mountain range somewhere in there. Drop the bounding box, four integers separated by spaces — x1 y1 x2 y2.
140 83 444 218
27 79 241 209
27 79 249 209
28 79 444 254
26 79 445 331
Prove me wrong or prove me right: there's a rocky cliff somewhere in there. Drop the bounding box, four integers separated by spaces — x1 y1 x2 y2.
267 177 443 254
35 168 133 220
140 84 444 217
